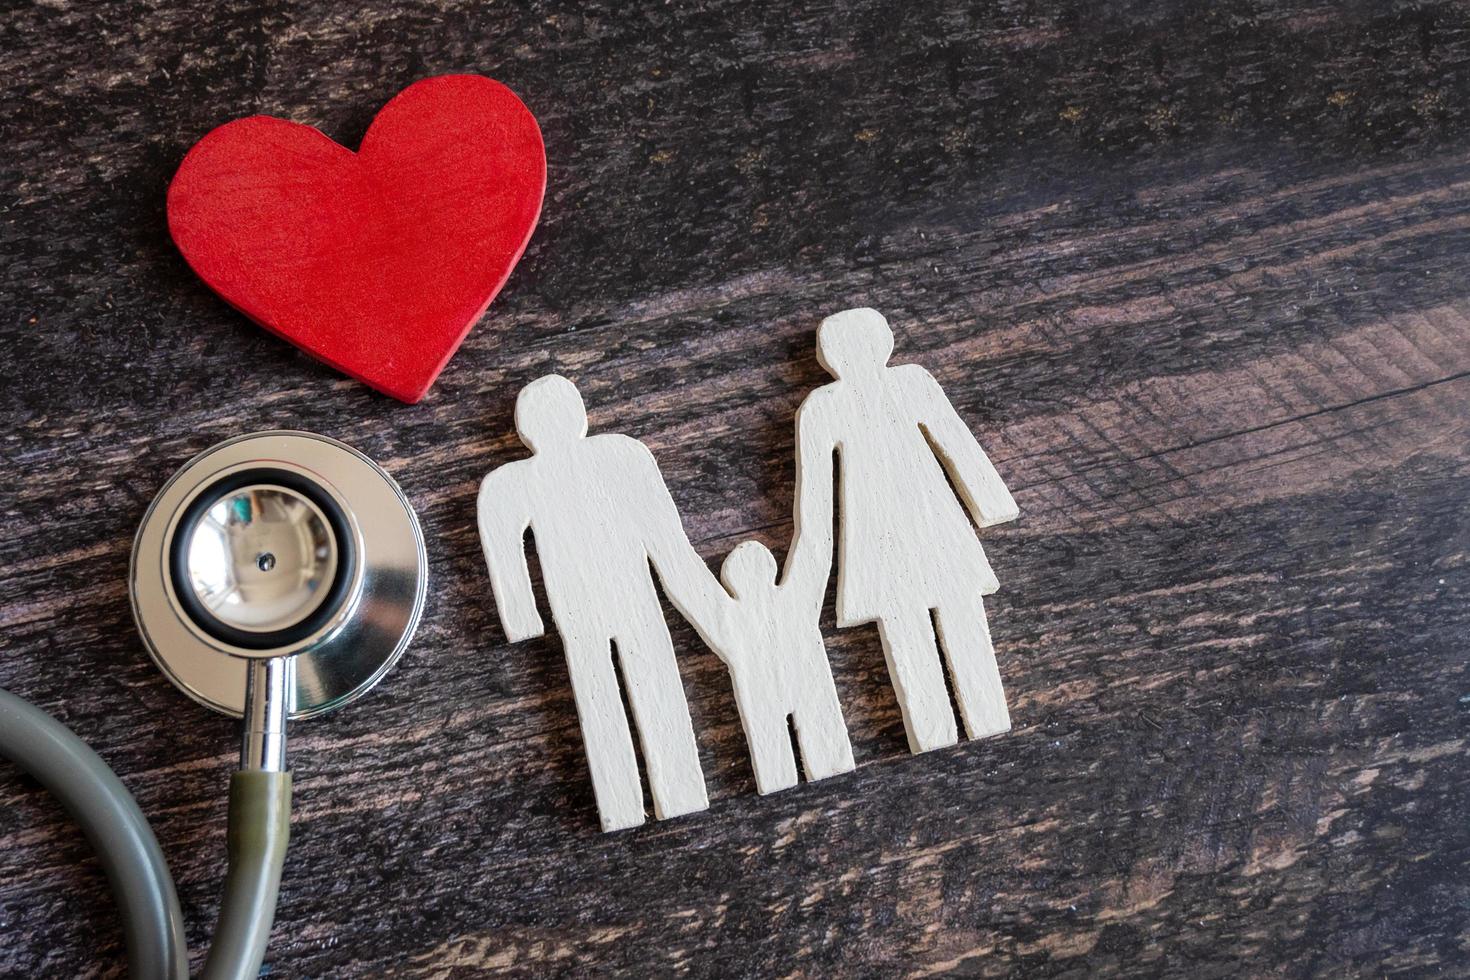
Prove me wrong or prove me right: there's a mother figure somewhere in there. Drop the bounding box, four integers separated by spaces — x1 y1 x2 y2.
786 308 1019 753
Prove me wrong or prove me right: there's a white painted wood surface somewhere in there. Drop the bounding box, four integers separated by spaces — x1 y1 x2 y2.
786 308 1019 754
695 540 854 794
478 375 711 831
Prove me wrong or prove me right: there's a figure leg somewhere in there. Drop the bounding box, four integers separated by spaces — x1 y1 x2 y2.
933 595 1011 739
615 616 709 820
876 612 958 753
791 650 855 782
562 633 645 832
736 687 798 795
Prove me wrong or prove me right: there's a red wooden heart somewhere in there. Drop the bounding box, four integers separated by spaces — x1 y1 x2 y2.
168 75 545 403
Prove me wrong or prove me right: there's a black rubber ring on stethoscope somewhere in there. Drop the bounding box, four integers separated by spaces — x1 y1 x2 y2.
167 467 357 651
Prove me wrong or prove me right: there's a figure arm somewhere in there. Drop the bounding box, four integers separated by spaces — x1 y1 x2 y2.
477 469 545 642
782 397 837 613
635 444 737 651
907 367 1018 527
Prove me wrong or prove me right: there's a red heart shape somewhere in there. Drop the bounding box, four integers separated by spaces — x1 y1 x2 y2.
168 75 545 403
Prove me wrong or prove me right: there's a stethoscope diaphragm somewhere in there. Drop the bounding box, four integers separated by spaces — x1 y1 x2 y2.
130 430 426 720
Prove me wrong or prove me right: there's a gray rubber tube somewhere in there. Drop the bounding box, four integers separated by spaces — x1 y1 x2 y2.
0 688 189 980
199 770 291 980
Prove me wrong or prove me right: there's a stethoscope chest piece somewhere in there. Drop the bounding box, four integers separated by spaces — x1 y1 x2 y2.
131 431 427 720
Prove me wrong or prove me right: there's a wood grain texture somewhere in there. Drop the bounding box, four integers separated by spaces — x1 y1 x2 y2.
2 1 1468 976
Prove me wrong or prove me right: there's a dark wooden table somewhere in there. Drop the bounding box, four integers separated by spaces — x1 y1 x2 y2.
3 2 1468 976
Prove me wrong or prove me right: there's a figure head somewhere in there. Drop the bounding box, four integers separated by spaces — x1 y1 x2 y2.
816 307 895 380
720 540 779 599
515 374 588 453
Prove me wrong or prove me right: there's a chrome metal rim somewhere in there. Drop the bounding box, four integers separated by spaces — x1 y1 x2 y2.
130 431 427 720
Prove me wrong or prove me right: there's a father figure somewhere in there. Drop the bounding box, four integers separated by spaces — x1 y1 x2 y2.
478 375 711 832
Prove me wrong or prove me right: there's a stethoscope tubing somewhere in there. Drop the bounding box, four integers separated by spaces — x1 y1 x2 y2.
0 688 188 980
3 432 421 977
0 688 292 980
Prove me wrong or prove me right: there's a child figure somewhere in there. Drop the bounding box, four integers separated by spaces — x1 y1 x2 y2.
701 540 855 794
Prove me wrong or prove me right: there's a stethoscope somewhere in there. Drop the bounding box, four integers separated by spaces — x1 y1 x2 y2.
0 430 426 979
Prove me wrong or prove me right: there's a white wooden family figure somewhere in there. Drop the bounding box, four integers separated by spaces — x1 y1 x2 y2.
478 308 1019 832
